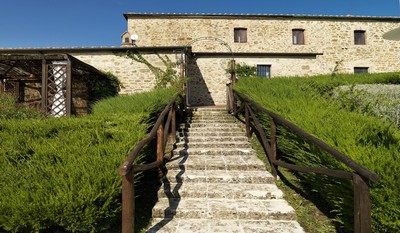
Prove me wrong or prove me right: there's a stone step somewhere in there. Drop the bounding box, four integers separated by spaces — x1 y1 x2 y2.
190 107 227 111
166 154 266 171
178 131 245 137
186 118 237 123
158 182 283 200
180 122 241 128
147 218 304 233
190 114 233 119
172 147 256 156
190 111 228 115
152 198 297 221
178 126 244 133
163 169 275 184
174 141 252 149
177 135 249 143
146 106 304 232
190 112 233 116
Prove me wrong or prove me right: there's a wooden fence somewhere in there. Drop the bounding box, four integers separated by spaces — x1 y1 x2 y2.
118 92 185 233
227 84 379 233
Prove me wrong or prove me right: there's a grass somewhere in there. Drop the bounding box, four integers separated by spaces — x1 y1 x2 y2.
0 88 177 233
234 73 400 232
249 134 337 233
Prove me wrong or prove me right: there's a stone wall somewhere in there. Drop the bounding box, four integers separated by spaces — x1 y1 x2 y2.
72 51 182 95
187 57 231 106
126 14 400 74
122 14 400 105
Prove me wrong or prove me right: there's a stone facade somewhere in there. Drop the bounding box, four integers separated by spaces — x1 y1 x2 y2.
123 13 400 105
72 51 184 95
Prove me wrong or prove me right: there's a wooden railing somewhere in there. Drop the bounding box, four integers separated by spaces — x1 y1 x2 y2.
118 93 185 233
227 85 379 233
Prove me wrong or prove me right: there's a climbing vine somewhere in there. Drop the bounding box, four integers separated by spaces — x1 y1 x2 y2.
115 51 186 90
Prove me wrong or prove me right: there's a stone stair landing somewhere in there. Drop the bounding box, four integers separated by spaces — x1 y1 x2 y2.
146 107 304 233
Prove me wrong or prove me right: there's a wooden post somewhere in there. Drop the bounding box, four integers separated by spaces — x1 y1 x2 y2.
232 88 237 114
66 59 72 116
157 124 165 177
18 80 25 103
170 104 176 144
121 169 135 233
230 59 236 84
14 80 25 103
245 104 251 138
353 173 371 233
41 59 48 113
226 83 234 113
270 119 278 178
226 84 231 112
0 79 3 93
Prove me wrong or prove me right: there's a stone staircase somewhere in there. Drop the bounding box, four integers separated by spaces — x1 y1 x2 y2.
146 107 304 233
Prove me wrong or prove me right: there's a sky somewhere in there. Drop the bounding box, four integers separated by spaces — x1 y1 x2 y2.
0 0 399 48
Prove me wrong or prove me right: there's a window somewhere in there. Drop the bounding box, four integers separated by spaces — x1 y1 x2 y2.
257 65 271 78
354 67 369 74
234 28 247 43
292 29 305 45
124 37 130 43
354 30 366 45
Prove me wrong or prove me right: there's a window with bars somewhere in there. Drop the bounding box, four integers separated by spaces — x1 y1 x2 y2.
292 29 305 45
354 67 369 74
257 65 271 78
234 28 247 43
354 30 366 45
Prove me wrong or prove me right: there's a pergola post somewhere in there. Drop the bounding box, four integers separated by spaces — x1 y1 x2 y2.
41 58 48 112
66 58 72 116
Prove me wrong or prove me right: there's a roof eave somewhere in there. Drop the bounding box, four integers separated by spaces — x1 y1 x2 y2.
123 12 400 22
0 46 191 54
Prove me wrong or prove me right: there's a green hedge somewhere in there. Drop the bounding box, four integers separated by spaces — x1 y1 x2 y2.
0 88 176 232
0 93 44 120
234 73 400 232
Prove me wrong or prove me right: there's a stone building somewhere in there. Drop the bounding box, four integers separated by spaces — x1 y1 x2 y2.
122 13 400 105
2 13 400 107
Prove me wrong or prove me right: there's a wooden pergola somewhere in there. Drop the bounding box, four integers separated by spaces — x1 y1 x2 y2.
0 54 107 116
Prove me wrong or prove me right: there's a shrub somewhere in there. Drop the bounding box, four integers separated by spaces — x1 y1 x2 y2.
0 92 43 119
87 72 121 101
0 88 176 232
334 84 400 128
234 73 400 232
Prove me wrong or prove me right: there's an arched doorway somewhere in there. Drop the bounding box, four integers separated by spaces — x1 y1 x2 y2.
186 37 235 106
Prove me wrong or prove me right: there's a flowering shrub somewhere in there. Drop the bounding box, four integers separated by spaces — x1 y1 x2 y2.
335 84 400 128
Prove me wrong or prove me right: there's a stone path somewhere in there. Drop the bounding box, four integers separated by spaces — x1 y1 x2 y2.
146 107 304 233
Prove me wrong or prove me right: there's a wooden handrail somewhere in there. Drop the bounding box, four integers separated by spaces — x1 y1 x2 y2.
118 92 185 233
228 87 378 233
233 90 379 182
118 93 182 176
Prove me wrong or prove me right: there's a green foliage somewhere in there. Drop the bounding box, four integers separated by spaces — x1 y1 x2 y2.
226 62 257 78
0 88 176 232
0 93 43 120
93 88 176 116
331 59 343 76
334 84 400 128
236 63 257 78
115 51 186 90
86 72 121 101
234 73 400 232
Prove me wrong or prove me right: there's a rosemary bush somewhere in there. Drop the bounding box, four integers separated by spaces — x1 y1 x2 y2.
0 88 176 232
234 73 400 232
334 84 400 128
